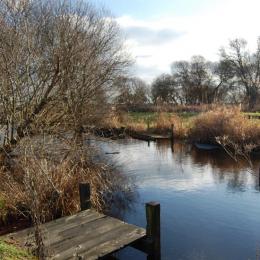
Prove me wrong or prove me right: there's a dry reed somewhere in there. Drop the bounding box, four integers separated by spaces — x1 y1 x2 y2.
189 107 260 156
0 135 135 225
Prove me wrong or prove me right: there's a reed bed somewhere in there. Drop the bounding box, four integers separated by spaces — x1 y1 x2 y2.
0 136 135 226
189 107 260 154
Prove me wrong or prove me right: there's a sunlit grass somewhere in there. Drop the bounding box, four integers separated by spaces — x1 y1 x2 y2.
0 240 35 260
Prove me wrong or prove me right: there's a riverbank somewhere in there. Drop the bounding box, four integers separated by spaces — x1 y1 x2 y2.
0 239 35 260
100 107 260 155
98 138 260 260
0 135 135 238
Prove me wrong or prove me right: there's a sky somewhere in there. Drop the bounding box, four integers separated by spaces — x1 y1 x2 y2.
92 0 260 82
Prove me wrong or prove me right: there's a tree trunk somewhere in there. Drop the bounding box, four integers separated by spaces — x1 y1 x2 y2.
248 87 258 111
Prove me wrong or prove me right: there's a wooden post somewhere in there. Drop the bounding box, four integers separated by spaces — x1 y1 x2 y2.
171 124 174 142
147 120 150 130
79 183 91 211
146 202 161 260
259 167 260 187
171 124 174 153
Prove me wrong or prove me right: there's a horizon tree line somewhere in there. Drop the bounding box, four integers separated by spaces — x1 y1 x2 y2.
116 38 260 111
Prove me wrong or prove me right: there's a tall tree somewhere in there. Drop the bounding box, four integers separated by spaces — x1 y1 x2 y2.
172 56 231 105
0 0 129 142
151 74 180 104
220 38 260 109
115 76 149 109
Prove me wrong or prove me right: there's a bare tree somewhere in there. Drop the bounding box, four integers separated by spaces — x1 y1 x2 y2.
171 56 231 105
220 38 260 110
115 76 149 109
0 0 129 143
151 74 180 104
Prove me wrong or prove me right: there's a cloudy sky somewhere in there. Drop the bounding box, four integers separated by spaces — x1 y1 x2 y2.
92 0 260 82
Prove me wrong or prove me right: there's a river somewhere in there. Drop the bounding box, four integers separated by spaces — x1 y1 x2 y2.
99 138 260 260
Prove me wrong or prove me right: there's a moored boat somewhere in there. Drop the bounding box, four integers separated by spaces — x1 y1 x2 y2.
194 142 221 150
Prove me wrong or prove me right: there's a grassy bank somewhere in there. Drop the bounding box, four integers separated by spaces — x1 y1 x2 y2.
0 240 35 260
106 107 260 154
119 111 196 139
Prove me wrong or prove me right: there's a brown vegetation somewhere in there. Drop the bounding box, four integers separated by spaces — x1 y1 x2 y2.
0 0 132 245
0 136 134 228
189 107 260 154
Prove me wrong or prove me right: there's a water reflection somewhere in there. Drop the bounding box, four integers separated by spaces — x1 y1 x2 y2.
100 139 260 260
155 140 259 192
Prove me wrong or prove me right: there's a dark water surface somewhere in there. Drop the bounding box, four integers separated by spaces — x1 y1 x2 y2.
101 139 260 260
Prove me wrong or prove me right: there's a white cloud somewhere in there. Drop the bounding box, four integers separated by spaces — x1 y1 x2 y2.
116 0 260 82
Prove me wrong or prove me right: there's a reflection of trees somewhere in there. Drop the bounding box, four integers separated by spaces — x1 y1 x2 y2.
226 172 247 192
190 147 259 191
155 140 192 174
154 140 260 192
155 139 171 159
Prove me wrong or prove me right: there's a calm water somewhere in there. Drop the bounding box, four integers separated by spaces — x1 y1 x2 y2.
101 139 260 260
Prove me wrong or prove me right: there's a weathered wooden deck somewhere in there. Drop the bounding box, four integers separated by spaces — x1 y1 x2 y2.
4 209 146 259
2 183 161 260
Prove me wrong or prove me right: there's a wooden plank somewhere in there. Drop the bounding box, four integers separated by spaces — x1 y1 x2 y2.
52 222 145 260
3 209 146 260
82 226 146 259
19 214 108 252
49 216 125 253
5 209 102 241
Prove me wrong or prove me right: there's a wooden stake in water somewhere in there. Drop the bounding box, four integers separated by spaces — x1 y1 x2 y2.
259 167 260 187
171 124 174 142
79 183 91 211
146 201 161 260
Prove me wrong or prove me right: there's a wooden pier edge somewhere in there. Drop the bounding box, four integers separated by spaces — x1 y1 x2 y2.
3 183 160 260
79 183 161 259
130 202 161 260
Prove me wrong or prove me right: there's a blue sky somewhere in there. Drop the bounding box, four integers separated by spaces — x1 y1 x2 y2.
91 0 260 82
93 0 215 18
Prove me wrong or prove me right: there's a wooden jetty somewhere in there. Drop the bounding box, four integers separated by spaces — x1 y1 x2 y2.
127 129 174 142
3 183 161 260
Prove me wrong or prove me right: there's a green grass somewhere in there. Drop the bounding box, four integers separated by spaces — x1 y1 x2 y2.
0 240 35 260
129 111 260 122
128 112 157 122
127 111 260 132
244 112 260 116
128 111 198 123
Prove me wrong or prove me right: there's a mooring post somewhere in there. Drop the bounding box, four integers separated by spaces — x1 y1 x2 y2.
146 201 161 260
79 183 91 211
171 124 174 142
259 167 260 187
171 124 175 153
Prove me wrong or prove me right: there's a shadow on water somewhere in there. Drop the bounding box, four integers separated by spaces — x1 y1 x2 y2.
98 138 260 260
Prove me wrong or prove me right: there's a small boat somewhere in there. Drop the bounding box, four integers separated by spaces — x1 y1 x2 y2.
251 149 260 156
194 142 220 151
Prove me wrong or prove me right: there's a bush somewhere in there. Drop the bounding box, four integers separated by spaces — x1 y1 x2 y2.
189 107 260 152
152 112 187 138
0 136 135 226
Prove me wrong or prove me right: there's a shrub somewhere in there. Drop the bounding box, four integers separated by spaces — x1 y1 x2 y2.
0 136 135 226
153 112 188 138
189 107 260 153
